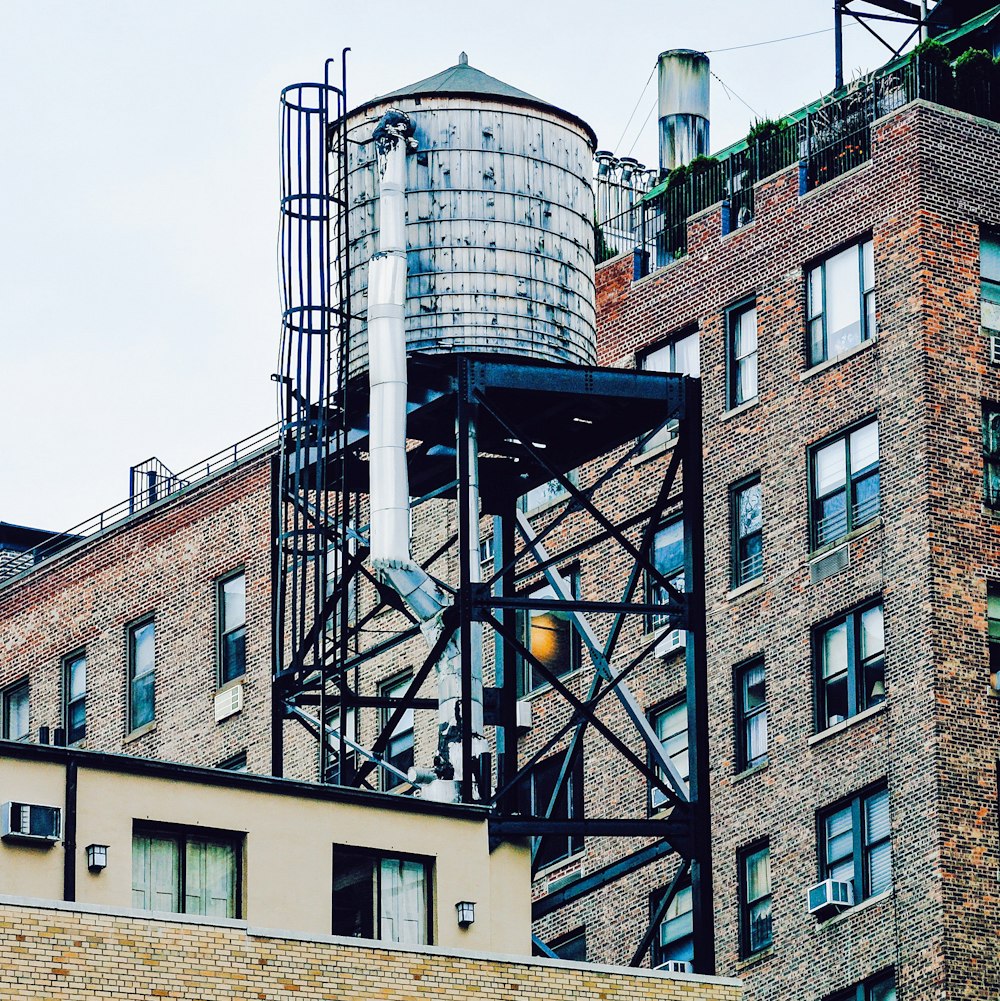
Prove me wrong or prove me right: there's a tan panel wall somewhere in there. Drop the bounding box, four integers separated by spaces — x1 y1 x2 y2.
0 900 743 1001
0 756 529 954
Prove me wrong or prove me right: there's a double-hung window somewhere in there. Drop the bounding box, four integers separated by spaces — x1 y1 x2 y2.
128 618 155 732
819 785 892 903
640 330 699 451
527 752 584 869
324 704 357 785
518 575 580 695
64 651 86 743
732 477 763 586
983 403 1000 509
826 969 896 1001
652 878 693 966
380 675 414 791
1 680 29 741
332 847 431 944
650 697 688 810
735 658 767 771
728 300 758 408
811 420 880 548
647 519 684 631
807 239 875 365
981 230 1000 331
739 841 773 956
815 601 885 730
217 572 246 686
132 826 241 918
546 928 586 961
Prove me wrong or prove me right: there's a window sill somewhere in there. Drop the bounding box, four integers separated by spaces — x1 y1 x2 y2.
735 945 774 970
808 516 882 561
725 576 764 601
799 335 878 382
630 437 677 466
521 493 571 517
534 850 586 884
124 721 156 744
216 676 245 695
815 888 892 930
719 398 759 422
731 759 769 784
520 667 586 703
808 700 887 747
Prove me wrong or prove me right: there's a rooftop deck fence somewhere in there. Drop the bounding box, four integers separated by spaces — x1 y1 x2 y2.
599 54 1000 275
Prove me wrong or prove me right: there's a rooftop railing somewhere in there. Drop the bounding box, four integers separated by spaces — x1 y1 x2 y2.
602 51 1000 279
0 422 280 586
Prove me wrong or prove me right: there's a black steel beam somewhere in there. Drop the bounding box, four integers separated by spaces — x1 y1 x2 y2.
491 817 690 842
630 859 691 968
533 839 677 919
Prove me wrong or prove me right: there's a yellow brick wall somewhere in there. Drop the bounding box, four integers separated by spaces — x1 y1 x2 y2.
0 900 742 1001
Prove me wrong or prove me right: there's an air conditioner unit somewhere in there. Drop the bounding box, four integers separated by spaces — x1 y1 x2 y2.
516 699 532 731
990 333 1000 365
654 628 686 658
806 878 854 918
214 682 244 723
656 960 693 974
1 802 61 844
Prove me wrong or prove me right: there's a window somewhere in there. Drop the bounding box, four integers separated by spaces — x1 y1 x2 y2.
132 827 240 918
647 519 684 631
650 697 688 810
989 582 1000 690
826 969 896 1001
810 420 880 548
519 470 578 514
739 842 773 956
728 300 758 408
380 675 414 790
217 572 246 685
128 618 155 731
981 230 1000 331
217 751 248 772
527 752 584 869
732 477 762 586
324 704 357 785
547 928 586 962
332 847 431 945
807 239 875 365
64 651 86 743
518 576 580 695
819 785 892 903
983 403 1000 509
640 330 700 451
652 878 693 966
735 658 767 771
815 601 885 730
1 680 29 741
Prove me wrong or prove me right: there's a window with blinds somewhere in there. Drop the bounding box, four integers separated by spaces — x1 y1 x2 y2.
819 785 891 903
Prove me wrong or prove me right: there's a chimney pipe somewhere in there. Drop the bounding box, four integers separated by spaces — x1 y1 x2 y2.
657 49 710 174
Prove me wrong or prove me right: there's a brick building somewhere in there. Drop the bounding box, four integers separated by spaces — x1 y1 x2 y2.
2 10 1000 1001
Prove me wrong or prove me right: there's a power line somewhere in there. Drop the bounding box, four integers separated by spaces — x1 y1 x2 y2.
614 63 658 152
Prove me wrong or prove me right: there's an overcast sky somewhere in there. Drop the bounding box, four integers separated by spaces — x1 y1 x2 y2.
0 1 917 531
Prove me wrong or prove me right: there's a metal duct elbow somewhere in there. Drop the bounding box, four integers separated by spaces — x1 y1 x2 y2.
657 49 710 173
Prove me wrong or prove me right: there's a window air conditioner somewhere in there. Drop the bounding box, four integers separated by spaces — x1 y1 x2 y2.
1 802 61 844
214 682 244 723
516 698 532 732
656 960 693 974
655 628 686 659
806 878 854 918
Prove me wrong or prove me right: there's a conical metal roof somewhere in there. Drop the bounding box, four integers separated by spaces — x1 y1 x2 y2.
354 53 597 148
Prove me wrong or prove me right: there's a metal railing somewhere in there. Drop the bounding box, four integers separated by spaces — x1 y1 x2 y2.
607 52 1000 278
0 422 280 585
738 549 763 585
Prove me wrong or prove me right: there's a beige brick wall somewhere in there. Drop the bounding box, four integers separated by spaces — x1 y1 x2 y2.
0 899 742 1001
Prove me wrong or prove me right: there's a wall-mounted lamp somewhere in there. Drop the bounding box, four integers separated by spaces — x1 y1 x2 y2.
86 844 108 872
455 900 475 927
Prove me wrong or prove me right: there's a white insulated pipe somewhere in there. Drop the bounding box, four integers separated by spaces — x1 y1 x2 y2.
367 110 485 797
